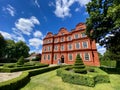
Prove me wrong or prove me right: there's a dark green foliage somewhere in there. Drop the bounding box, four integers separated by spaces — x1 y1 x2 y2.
73 54 87 74
0 64 49 72
3 63 16 68
17 56 24 65
0 65 60 90
57 67 110 87
0 33 6 58
86 0 120 68
0 72 30 90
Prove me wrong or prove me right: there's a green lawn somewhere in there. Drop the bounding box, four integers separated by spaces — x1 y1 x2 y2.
21 70 120 90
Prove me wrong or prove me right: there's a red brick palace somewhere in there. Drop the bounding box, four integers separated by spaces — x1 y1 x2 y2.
41 23 100 66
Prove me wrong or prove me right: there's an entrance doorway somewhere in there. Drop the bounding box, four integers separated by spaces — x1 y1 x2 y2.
61 55 64 63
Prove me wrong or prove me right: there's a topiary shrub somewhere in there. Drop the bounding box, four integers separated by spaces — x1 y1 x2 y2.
17 56 24 65
73 54 87 74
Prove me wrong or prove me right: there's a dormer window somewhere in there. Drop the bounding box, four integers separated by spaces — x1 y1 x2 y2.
61 32 64 35
75 34 79 39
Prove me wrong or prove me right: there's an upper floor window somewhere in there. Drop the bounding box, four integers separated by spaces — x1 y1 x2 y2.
75 34 79 39
81 33 87 38
44 55 46 60
48 46 51 51
84 53 90 61
76 42 80 49
54 45 58 51
68 54 72 60
61 32 64 35
82 42 88 48
54 38 58 43
54 54 57 60
61 45 64 51
68 36 72 41
48 55 50 60
44 47 46 51
61 37 64 42
68 44 72 50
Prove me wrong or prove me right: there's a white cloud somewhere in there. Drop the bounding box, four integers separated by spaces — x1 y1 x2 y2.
77 0 91 6
3 4 15 16
53 0 90 18
15 16 40 35
29 38 43 49
0 31 12 39
34 0 40 8
48 1 55 7
75 8 80 12
33 31 43 38
96 43 106 55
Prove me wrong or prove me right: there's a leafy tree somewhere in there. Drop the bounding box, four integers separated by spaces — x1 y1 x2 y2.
5 40 16 59
0 33 6 58
73 54 87 74
86 0 120 68
15 41 30 59
17 56 24 65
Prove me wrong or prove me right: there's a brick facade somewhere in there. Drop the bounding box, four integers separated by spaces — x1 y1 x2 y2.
41 23 100 66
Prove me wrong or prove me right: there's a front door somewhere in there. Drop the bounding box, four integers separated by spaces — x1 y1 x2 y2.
61 55 64 63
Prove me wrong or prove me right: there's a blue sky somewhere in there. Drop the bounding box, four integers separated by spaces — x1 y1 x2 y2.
0 0 106 54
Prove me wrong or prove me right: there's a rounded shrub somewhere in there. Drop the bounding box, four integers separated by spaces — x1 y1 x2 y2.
17 56 24 65
73 54 87 74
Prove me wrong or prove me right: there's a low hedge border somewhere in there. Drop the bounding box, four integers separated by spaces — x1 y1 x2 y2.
0 64 49 72
0 65 61 90
0 71 30 90
57 67 110 87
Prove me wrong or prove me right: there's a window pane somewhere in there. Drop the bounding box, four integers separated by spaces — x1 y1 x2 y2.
84 53 89 60
76 42 80 49
69 54 72 60
83 42 88 48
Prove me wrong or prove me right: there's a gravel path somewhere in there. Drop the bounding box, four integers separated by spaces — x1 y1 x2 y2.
0 72 22 82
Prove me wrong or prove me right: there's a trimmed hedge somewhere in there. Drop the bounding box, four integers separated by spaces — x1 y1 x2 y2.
0 71 30 90
0 65 61 90
0 64 49 72
57 67 110 87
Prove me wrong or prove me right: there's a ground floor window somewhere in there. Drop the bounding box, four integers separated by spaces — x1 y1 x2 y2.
48 55 50 60
44 55 46 60
84 53 90 61
68 54 72 60
54 54 57 60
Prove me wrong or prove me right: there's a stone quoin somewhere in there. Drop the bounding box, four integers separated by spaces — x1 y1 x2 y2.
41 23 100 66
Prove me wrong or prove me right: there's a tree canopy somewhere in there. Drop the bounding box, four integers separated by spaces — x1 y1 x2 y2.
86 0 120 50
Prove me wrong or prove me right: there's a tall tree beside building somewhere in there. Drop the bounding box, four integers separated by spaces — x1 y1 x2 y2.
0 33 6 58
86 0 120 68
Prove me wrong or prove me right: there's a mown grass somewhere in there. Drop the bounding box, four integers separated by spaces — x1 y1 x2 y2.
21 70 120 90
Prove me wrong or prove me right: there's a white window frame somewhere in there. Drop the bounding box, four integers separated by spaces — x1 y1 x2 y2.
54 38 58 43
61 37 64 42
54 54 57 60
81 33 87 38
68 54 73 61
54 45 58 51
68 44 72 50
74 34 79 39
48 46 51 51
68 36 72 41
76 42 80 49
61 45 64 51
48 55 50 60
84 53 90 61
44 55 46 60
82 42 88 48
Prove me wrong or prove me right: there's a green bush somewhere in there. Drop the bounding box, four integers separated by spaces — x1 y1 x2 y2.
73 54 87 74
3 63 16 68
0 65 60 90
57 67 110 87
0 64 49 72
0 71 30 90
28 65 60 77
17 56 24 65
